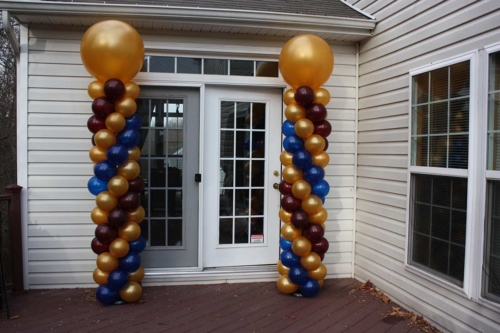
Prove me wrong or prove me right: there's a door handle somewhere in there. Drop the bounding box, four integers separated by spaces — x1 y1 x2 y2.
273 183 279 189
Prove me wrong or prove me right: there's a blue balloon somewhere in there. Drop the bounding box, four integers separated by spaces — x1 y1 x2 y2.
125 114 142 130
280 237 292 251
282 120 295 137
292 150 312 170
280 250 300 268
283 135 304 153
96 285 119 305
304 165 325 185
106 144 129 166
94 161 117 181
244 137 258 151
321 197 325 204
300 278 320 297
108 269 129 291
129 236 147 253
87 176 108 196
117 129 140 148
119 252 141 272
312 180 330 198
288 265 308 285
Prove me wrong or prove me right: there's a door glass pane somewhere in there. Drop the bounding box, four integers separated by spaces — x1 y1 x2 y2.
150 220 166 246
488 51 500 170
168 220 182 246
484 180 500 302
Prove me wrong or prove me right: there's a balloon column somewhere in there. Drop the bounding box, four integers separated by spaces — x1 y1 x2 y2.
276 35 334 297
81 20 146 305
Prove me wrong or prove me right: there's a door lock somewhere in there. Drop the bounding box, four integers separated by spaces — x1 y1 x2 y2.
273 183 279 189
273 171 279 177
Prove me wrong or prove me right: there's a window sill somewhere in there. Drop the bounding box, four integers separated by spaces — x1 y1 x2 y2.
404 263 469 298
475 296 500 313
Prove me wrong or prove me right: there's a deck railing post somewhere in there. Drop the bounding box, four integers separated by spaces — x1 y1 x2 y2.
5 184 24 292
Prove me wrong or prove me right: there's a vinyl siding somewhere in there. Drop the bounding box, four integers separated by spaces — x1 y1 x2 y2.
25 26 357 288
352 1 500 332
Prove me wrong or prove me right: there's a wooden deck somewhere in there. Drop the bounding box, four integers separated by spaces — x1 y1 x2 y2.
0 278 421 333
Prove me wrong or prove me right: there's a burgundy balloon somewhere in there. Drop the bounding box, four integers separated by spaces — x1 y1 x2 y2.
91 134 96 146
281 194 302 212
291 210 310 229
314 120 332 138
107 207 128 228
128 177 144 193
104 78 126 102
92 97 115 119
95 224 117 244
87 115 107 133
91 237 109 254
306 104 327 123
303 223 325 242
279 180 293 196
318 252 325 261
119 191 140 211
311 237 329 254
294 86 315 108
323 140 329 152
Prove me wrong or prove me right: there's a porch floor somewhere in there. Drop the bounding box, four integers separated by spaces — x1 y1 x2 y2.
0 278 421 333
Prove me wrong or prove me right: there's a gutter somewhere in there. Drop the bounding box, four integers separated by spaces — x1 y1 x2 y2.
2 11 19 57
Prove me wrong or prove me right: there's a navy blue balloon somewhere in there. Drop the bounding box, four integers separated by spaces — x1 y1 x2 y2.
108 269 129 291
117 129 140 148
94 161 117 181
321 197 325 204
292 150 313 170
280 250 300 268
119 252 141 272
312 180 330 198
106 144 129 166
129 236 147 253
282 120 295 137
96 285 119 305
288 265 308 285
304 165 325 185
283 135 304 153
87 176 108 196
125 114 142 130
280 237 292 251
300 278 320 297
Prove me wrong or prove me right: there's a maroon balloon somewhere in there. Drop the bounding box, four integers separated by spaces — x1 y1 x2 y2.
281 194 302 212
323 140 329 152
311 237 329 254
87 115 107 134
291 210 310 229
91 237 109 254
279 180 293 196
95 224 117 244
307 104 327 123
294 86 315 107
314 120 332 138
303 223 325 242
107 208 128 228
91 134 96 146
318 252 325 261
92 97 115 119
119 191 140 211
104 78 125 102
128 177 144 193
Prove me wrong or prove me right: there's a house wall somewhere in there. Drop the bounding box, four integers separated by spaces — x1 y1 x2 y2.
347 0 500 332
24 25 357 288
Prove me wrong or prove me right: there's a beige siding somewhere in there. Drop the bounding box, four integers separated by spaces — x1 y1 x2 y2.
353 1 500 332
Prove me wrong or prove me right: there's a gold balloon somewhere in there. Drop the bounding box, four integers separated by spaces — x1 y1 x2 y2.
108 175 129 197
282 165 303 184
305 134 326 155
292 236 312 256
80 20 145 82
321 223 327 231
129 266 145 283
93 268 109 286
318 279 324 288
276 275 298 294
312 151 330 168
94 129 116 150
280 151 293 166
91 207 108 225
109 238 130 258
119 221 141 242
96 191 118 211
88 81 104 99
314 88 331 106
116 96 137 117
96 252 119 272
125 81 140 99
128 206 145 223
300 252 322 271
105 113 126 133
281 223 301 241
285 104 306 122
302 195 323 215
310 207 328 224
119 281 142 303
279 208 292 224
294 118 314 139
128 146 141 161
291 180 311 200
283 89 296 105
277 260 290 275
118 160 140 180
308 263 327 281
279 34 334 89
89 146 107 163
